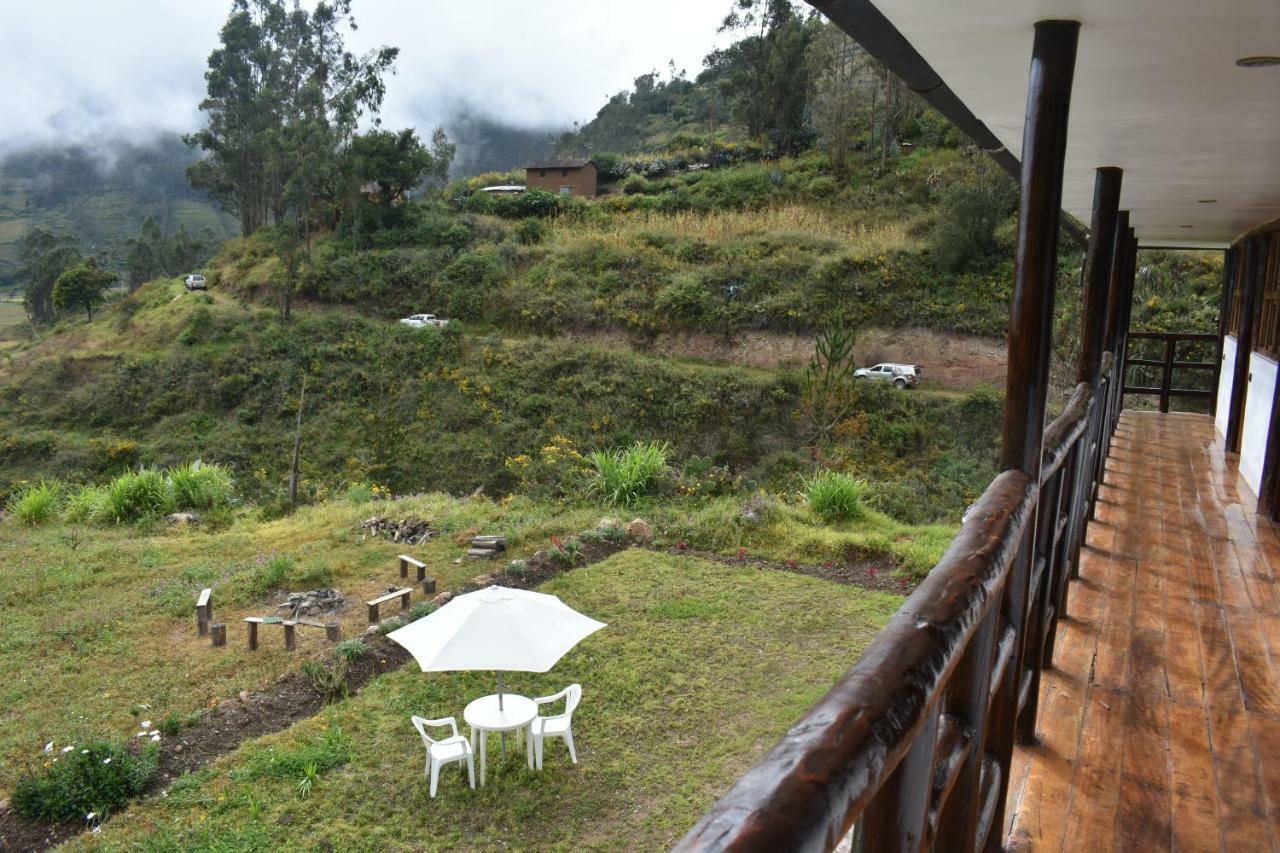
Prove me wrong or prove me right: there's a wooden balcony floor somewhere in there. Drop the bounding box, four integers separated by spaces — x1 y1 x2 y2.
1005 411 1280 851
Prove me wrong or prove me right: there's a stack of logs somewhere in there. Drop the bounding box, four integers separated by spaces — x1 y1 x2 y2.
357 515 437 545
467 535 507 560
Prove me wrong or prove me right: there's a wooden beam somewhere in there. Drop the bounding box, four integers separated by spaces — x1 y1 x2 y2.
1078 168 1123 385
1225 236 1263 453
991 18 1080 847
1212 246 1237 417
1000 20 1080 476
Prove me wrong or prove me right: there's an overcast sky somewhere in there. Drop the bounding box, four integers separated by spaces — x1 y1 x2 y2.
0 0 732 152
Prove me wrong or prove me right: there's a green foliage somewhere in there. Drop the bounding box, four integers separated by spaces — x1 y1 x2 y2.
547 536 585 567
6 479 62 525
801 323 858 441
246 554 293 599
52 257 116 320
167 461 236 511
231 726 350 782
99 469 174 524
301 658 350 704
333 638 367 663
587 441 670 506
514 217 546 244
804 470 871 522
407 601 437 623
931 175 1017 272
11 741 158 822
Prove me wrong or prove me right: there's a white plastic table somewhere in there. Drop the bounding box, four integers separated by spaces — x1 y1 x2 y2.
464 693 537 785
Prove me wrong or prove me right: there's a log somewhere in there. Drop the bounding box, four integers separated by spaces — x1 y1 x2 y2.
210 623 227 647
196 588 212 636
326 622 341 643
246 618 260 651
422 577 437 595
283 621 297 651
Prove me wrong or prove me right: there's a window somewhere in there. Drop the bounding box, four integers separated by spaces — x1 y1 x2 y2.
559 186 572 196
561 169 569 177
539 169 546 177
1255 237 1280 355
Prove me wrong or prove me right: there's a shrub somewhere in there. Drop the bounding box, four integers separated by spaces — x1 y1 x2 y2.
62 485 106 523
11 741 158 822
302 659 349 704
99 469 173 523
805 470 871 522
406 601 436 622
333 638 367 663
547 536 584 567
7 480 62 525
514 218 545 244
512 189 560 218
506 558 529 577
167 461 235 512
587 441 670 506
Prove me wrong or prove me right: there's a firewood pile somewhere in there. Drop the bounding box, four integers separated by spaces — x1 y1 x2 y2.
357 515 437 545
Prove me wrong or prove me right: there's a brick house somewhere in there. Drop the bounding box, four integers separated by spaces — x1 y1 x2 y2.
525 159 598 197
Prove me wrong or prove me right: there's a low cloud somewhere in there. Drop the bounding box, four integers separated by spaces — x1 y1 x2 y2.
0 0 730 152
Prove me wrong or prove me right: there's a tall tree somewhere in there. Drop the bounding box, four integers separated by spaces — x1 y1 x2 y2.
18 228 82 323
186 0 398 240
708 0 817 154
52 258 116 321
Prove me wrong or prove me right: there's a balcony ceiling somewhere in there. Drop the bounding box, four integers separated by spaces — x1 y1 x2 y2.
866 0 1280 248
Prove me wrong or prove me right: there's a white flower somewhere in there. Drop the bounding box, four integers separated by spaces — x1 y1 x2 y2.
43 742 54 753
150 734 161 742
82 749 90 754
139 720 152 729
85 812 97 821
102 757 112 764
92 826 102 835
136 731 149 738
61 745 74 753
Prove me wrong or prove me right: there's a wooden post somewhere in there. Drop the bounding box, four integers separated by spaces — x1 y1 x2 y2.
368 602 380 624
210 623 227 647
195 588 212 637
1116 229 1139 414
283 621 297 651
247 620 259 650
399 557 407 579
400 590 411 612
1212 246 1238 417
991 18 1079 843
1077 168 1123 385
1159 335 1176 413
422 577 437 595
326 622 341 643
1226 236 1264 452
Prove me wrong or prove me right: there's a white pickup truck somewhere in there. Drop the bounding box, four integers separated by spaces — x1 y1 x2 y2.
399 313 449 329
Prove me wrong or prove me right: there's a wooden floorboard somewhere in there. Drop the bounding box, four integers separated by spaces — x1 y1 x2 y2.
1006 412 1280 852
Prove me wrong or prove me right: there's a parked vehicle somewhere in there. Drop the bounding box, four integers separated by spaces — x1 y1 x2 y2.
854 362 922 389
183 274 207 291
399 313 450 329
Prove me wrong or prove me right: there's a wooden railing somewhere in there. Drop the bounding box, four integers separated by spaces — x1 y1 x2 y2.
1121 331 1217 413
675 365 1116 853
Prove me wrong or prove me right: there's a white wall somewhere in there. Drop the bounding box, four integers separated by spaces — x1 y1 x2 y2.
1216 335 1236 437
1240 351 1277 497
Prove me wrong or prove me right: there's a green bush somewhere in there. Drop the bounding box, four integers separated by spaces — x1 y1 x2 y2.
333 638 367 662
7 480 62 525
514 218 545 244
805 470 871 522
587 441 670 506
11 740 158 822
99 469 174 524
63 484 106 523
167 461 235 512
406 601 437 622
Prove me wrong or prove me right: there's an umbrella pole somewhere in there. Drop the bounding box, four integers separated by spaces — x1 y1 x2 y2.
497 672 507 759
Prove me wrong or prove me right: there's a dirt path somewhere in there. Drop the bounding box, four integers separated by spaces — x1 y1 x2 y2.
555 326 1008 390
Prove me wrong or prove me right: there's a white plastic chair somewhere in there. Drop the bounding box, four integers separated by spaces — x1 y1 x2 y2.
411 715 475 797
530 684 581 770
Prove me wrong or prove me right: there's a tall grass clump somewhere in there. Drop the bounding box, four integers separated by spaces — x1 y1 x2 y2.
805 470 871 522
167 461 235 511
587 441 670 506
99 468 174 524
6 480 62 525
63 484 107 523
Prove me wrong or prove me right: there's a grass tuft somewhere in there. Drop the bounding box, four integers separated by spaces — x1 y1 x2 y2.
804 470 871 522
6 480 62 525
587 441 669 506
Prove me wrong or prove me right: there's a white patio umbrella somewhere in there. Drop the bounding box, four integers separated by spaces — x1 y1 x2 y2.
387 585 606 710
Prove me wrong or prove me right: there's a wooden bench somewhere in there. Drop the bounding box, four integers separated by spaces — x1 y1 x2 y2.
244 616 340 650
195 588 213 636
368 587 413 624
399 554 438 594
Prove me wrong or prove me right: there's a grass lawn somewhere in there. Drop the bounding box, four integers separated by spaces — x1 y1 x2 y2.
0 494 603 795
69 550 899 851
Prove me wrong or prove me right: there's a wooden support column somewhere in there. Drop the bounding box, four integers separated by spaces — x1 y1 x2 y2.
1225 236 1263 453
990 16 1079 844
1212 246 1238 417
1116 228 1138 413
1077 168 1123 384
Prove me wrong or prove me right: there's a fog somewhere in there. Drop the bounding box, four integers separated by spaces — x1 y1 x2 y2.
0 0 731 153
